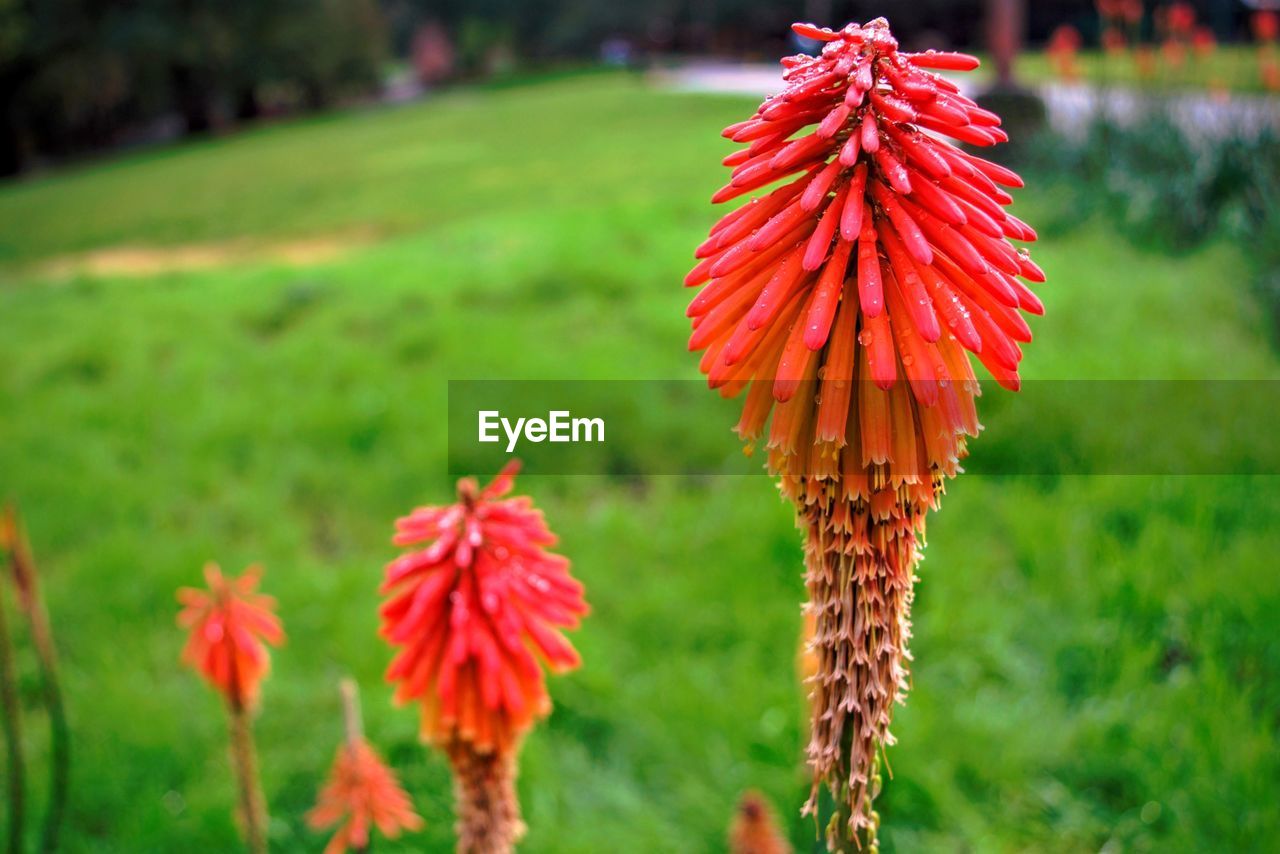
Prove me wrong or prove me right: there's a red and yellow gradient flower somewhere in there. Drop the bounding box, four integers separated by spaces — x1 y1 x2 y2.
177 563 284 710
380 460 588 852
685 18 1043 848
308 739 423 854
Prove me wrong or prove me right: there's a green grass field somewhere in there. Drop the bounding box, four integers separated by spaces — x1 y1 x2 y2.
1 74 1278 852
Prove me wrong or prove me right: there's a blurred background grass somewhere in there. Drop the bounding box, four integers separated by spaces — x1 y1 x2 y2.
1 66 1279 854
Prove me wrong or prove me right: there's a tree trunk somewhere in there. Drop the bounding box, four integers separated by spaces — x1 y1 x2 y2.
986 0 1025 87
171 65 216 135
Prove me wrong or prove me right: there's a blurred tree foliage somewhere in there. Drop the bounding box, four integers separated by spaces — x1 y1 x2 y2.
4 0 1250 175
0 0 386 175
0 0 1078 175
1 0 1016 174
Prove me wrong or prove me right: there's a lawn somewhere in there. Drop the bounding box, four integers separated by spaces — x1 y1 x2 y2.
1 73 1278 852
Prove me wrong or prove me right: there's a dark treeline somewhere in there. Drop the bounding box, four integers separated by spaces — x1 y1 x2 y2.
0 0 1247 176
1 0 387 175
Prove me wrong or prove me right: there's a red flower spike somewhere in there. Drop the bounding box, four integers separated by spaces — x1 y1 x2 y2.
380 461 588 757
177 563 284 710
684 17 1044 850
309 739 424 854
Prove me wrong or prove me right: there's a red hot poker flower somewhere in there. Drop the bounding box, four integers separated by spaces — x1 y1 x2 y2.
177 563 284 710
381 461 587 852
177 563 282 852
381 460 588 754
685 18 1043 849
308 739 424 854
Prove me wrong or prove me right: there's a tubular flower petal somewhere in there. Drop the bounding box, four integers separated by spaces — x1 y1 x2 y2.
177 563 284 709
308 739 424 854
685 17 1043 849
380 460 588 756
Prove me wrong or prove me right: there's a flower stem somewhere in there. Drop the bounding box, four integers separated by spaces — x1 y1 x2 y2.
339 678 362 750
798 481 916 854
0 577 25 854
3 504 69 852
447 741 524 854
338 679 369 854
227 699 268 854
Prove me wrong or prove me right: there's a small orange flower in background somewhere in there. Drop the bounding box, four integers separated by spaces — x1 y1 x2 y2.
309 682 423 854
1191 25 1216 59
1161 38 1186 68
380 460 588 852
1135 44 1158 79
178 562 283 852
309 741 422 854
729 791 792 854
1254 11 1280 92
1165 1 1196 37
178 563 284 709
1048 25 1082 81
1255 11 1280 44
1101 25 1127 55
1263 59 1280 92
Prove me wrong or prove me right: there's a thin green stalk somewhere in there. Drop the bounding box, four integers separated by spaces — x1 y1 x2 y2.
4 505 69 853
338 679 368 854
0 576 25 854
227 698 267 854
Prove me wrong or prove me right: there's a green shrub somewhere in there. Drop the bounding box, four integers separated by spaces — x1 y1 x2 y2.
1014 116 1280 340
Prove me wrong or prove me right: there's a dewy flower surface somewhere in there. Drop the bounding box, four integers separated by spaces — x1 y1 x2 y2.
177 563 284 709
380 460 588 755
381 461 588 852
684 18 1044 849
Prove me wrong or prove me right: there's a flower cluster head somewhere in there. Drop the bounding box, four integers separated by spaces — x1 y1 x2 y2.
687 18 1043 482
686 18 1044 847
380 461 588 756
308 738 423 854
177 563 284 709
